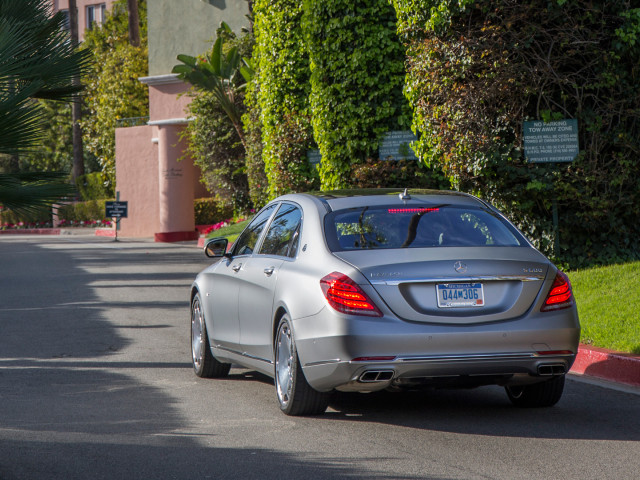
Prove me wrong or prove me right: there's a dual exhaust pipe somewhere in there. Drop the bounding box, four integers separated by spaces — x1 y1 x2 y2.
359 364 565 382
359 370 394 383
537 364 566 376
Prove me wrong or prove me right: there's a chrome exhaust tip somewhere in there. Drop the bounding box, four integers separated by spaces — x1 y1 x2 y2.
537 364 566 376
359 370 394 383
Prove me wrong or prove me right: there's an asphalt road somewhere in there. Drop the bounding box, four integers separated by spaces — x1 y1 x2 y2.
1 235 639 480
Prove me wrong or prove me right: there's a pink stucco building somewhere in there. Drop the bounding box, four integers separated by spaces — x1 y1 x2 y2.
112 0 250 241
53 0 250 240
52 1 117 41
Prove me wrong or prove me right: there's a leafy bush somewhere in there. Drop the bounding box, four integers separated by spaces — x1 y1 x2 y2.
75 172 110 200
393 0 640 267
252 0 317 198
81 0 148 191
302 0 409 189
242 73 269 207
183 91 250 213
0 208 51 227
194 197 235 225
180 25 254 214
57 199 112 223
351 159 449 190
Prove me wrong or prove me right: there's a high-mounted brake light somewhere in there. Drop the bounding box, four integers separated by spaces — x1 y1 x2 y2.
388 208 440 214
541 271 574 312
320 272 383 317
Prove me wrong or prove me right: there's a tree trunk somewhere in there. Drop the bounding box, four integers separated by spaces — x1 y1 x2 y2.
127 0 140 47
68 0 84 182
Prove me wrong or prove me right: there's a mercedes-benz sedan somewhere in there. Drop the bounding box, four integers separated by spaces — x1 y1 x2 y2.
190 189 580 415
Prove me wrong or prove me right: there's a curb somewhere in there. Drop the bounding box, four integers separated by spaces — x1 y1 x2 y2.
0 227 115 237
571 344 640 387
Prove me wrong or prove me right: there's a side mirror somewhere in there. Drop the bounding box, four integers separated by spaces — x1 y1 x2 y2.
204 237 229 258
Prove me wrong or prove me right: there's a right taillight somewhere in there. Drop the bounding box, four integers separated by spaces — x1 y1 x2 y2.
320 272 383 317
541 271 575 312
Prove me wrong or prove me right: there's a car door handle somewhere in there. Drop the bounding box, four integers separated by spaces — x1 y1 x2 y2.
263 267 275 277
232 264 242 272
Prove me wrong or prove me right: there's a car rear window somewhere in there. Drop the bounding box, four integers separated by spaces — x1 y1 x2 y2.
324 205 525 251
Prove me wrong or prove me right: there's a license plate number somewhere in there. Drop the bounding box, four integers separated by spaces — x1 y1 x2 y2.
437 283 484 308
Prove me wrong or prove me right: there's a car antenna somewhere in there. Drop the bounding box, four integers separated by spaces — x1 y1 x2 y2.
399 188 411 201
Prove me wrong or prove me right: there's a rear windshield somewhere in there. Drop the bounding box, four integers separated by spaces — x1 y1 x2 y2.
324 205 525 251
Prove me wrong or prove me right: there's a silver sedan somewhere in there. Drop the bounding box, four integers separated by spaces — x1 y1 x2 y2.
190 189 580 415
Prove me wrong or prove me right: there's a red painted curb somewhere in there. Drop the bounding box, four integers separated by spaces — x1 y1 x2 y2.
571 344 640 387
0 228 61 235
95 229 116 237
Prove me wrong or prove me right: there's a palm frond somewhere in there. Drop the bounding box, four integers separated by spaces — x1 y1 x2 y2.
0 172 76 216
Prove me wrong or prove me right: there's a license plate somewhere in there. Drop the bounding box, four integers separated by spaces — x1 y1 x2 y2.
436 283 484 308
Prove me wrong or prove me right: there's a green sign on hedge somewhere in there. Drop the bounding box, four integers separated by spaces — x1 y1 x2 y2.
379 131 418 160
523 119 579 163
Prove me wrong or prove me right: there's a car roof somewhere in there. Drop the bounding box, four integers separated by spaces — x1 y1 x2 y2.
295 189 485 212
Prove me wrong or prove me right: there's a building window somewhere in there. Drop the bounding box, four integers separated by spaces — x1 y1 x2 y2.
86 5 96 30
60 9 70 31
86 4 106 30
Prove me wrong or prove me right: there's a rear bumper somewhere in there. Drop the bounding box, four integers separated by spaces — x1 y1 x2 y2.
293 306 580 392
302 352 575 392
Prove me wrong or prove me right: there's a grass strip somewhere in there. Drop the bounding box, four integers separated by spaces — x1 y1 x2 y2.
569 261 640 354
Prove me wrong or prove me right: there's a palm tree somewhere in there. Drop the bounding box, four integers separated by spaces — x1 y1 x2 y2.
0 0 91 215
172 23 254 149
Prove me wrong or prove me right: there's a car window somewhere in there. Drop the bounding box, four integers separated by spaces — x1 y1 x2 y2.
325 205 524 251
232 204 277 256
259 204 302 258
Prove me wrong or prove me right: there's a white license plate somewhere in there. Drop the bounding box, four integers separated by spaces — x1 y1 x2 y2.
436 283 484 308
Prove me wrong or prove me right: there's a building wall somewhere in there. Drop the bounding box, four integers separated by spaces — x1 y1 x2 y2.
114 125 160 237
52 1 117 42
147 0 250 76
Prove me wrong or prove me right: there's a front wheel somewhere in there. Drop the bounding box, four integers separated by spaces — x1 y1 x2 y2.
191 293 231 378
274 316 330 416
506 375 565 408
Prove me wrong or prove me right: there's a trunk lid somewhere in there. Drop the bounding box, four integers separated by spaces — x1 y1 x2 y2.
333 247 550 325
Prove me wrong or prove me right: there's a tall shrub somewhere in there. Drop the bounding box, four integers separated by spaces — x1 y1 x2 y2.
242 80 269 207
252 0 317 198
393 0 640 266
81 0 148 191
183 90 250 212
302 0 408 189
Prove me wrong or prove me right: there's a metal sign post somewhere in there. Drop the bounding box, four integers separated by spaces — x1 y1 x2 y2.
105 192 128 242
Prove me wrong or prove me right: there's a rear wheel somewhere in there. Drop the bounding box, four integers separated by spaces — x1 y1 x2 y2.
506 375 565 407
191 293 231 378
275 316 330 416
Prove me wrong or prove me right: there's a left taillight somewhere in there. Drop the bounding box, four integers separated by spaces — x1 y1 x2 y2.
320 272 383 317
541 271 575 312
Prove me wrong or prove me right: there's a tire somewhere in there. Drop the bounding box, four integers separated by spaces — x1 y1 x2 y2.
506 375 565 408
191 293 231 378
274 316 330 416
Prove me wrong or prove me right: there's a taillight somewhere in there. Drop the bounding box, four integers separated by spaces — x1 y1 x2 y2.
320 272 383 317
541 271 574 312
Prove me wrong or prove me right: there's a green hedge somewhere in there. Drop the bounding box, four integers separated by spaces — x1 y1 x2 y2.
351 159 448 190
253 0 317 198
57 199 111 222
194 198 234 225
393 0 640 267
302 0 409 189
0 208 51 226
75 172 111 200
